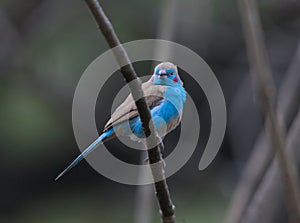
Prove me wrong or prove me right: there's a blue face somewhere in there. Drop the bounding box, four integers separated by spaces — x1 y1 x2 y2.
151 67 181 85
155 67 176 76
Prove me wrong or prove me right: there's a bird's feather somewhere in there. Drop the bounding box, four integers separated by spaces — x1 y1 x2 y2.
55 62 186 180
103 81 166 132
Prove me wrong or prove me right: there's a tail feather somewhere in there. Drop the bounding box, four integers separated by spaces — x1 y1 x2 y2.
55 130 112 181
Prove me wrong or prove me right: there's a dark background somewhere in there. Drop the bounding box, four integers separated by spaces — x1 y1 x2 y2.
1 0 299 222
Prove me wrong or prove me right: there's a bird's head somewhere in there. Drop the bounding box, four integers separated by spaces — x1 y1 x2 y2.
150 62 183 86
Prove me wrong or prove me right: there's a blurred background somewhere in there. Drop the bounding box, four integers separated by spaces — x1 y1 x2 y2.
1 0 300 222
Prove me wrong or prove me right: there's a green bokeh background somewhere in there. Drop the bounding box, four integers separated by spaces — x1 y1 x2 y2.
1 0 299 222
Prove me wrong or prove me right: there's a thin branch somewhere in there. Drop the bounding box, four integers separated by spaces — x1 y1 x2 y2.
84 0 175 222
133 1 178 223
225 42 300 223
242 108 300 223
277 43 300 128
233 0 300 223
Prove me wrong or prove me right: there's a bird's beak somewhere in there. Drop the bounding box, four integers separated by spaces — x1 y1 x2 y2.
158 69 167 75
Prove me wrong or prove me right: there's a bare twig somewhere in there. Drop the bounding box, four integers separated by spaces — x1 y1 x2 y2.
232 0 300 223
277 43 300 128
133 1 178 223
225 42 300 223
84 0 175 222
242 108 300 223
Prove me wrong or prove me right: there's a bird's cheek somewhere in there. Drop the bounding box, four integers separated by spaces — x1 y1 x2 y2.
173 76 178 83
151 77 154 83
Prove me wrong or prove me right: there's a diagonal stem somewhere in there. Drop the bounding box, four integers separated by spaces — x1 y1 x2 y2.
84 0 176 222
225 41 300 223
235 0 300 222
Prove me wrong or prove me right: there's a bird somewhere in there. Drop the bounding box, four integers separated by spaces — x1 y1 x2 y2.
55 62 186 180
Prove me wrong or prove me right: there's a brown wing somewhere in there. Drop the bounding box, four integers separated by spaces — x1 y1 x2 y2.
103 81 166 132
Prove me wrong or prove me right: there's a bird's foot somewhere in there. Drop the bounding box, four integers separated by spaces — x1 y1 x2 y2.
142 136 165 167
157 136 164 152
143 155 166 168
143 157 149 164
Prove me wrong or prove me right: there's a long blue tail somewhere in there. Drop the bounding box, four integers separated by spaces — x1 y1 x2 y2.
55 130 112 181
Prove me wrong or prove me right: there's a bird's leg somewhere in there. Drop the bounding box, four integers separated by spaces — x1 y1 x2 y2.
158 140 166 168
141 140 149 164
158 136 164 152
142 137 166 167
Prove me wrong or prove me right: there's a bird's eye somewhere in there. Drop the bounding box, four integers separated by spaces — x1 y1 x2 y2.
169 72 174 76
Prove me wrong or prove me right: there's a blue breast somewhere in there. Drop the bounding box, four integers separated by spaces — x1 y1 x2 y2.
129 85 186 139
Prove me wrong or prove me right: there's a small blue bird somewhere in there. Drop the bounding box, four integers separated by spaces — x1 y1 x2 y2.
55 62 186 180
